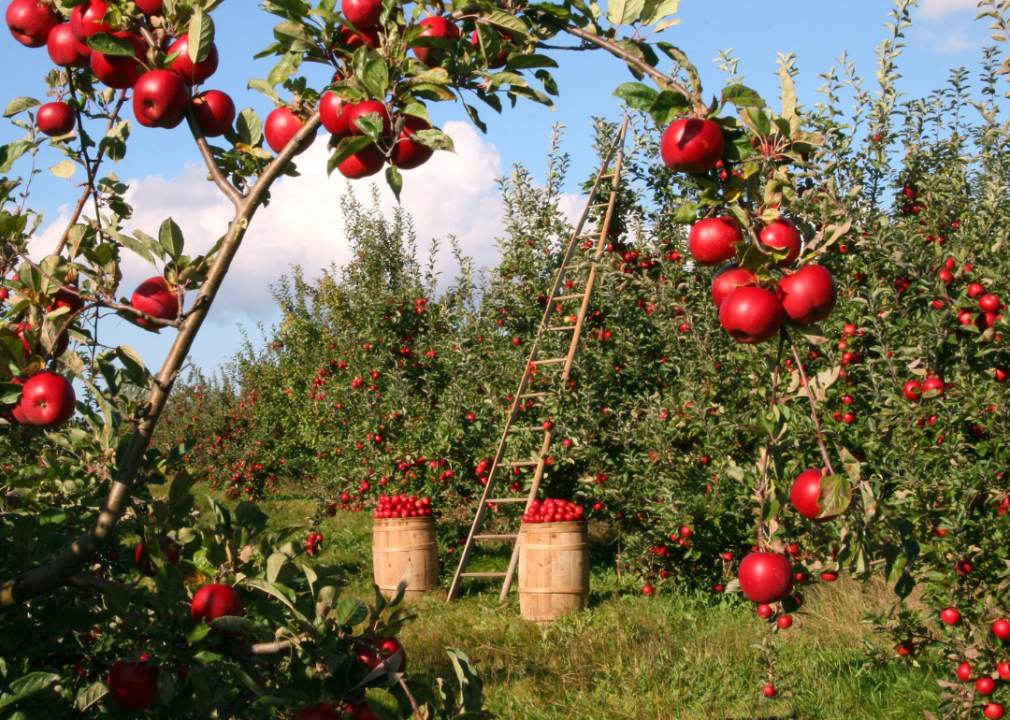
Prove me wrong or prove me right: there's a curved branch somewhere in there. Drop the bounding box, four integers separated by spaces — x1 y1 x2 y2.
185 104 244 207
789 338 837 476
0 113 323 611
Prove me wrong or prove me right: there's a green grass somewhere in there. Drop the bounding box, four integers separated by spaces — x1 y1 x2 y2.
191 487 942 720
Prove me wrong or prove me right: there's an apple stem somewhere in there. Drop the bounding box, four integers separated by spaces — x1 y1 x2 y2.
788 336 837 476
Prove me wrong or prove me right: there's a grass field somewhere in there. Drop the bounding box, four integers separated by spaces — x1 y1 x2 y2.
193 487 942 720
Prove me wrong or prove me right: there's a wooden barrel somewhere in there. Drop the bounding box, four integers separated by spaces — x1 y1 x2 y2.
372 517 440 600
518 521 590 622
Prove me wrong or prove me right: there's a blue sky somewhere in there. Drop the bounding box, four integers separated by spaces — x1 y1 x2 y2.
1 0 1002 373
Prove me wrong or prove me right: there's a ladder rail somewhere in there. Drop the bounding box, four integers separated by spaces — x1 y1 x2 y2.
446 119 630 604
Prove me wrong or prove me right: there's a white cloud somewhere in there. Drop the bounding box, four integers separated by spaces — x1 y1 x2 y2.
919 0 979 17
33 120 506 325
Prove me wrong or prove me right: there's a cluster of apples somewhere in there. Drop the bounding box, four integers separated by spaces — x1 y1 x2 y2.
294 637 405 720
5 0 236 137
660 117 837 344
522 498 585 523
371 494 433 519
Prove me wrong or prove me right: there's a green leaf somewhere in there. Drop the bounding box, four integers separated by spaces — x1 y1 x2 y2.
87 33 137 57
326 136 373 176
50 160 77 179
648 90 690 124
186 622 213 643
158 218 184 259
722 84 764 108
236 108 263 147
3 97 40 118
335 596 367 626
641 0 680 25
247 79 280 103
385 166 402 203
475 9 529 37
504 54 558 70
817 474 852 519
777 67 797 119
0 141 33 174
188 7 216 64
0 381 22 405
365 688 401 720
608 0 645 26
168 469 197 509
74 681 107 712
361 58 390 99
0 672 60 708
208 616 264 635
612 82 657 111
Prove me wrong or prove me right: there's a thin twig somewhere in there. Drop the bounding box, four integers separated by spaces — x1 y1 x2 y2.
185 104 244 207
788 336 837 476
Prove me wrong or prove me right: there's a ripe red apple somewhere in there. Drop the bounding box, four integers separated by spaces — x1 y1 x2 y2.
998 662 1010 680
762 684 776 698
297 705 340 720
389 115 434 169
756 603 773 619
941 607 961 625
347 704 380 720
995 619 1010 641
336 144 385 179
737 552 793 604
986 703 1006 720
133 69 189 129
167 34 219 84
980 293 1001 313
131 276 179 327
320 92 351 136
108 658 158 711
70 0 111 40
711 265 756 308
996 367 1009 383
191 584 244 630
688 217 742 266
939 268 953 285
135 0 163 15
957 661 972 681
50 287 85 314
6 0 59 47
759 218 801 265
12 372 76 428
345 100 391 137
777 615 792 629
968 282 986 298
342 0 383 27
355 636 406 673
37 102 76 136
789 468 839 521
412 16 460 66
90 31 146 89
265 107 316 155
16 322 69 358
776 265 836 325
719 287 783 344
134 535 181 576
902 380 922 402
336 25 380 51
922 377 944 397
191 90 235 137
977 677 997 695
471 28 511 68
660 118 724 173
47 23 91 67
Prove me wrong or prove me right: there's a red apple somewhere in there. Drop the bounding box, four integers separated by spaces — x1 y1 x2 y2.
108 658 158 712
902 380 922 401
762 684 776 697
412 16 460 66
320 92 351 136
46 23 91 67
354 636 406 673
737 552 793 604
90 31 146 89
998 662 1010 680
777 615 792 629
133 69 189 129
978 677 997 696
6 0 59 47
719 287 783 344
996 367 1009 383
191 584 244 630
922 377 944 397
688 217 742 266
70 0 111 40
968 283 986 298
50 287 85 314
190 90 235 137
711 265 756 308
342 0 382 27
776 264 836 325
12 371 76 428
756 603 773 619
15 322 69 358
135 0 163 14
939 268 953 285
660 118 724 173
941 607 961 625
986 703 1006 720
336 25 380 51
297 705 340 720
264 107 316 155
759 218 801 265
389 115 434 169
471 28 511 68
131 276 179 327
336 144 384 179
980 293 1001 313
347 705 380 720
134 535 181 576
789 468 839 521
37 102 76 136
345 100 391 137
957 661 972 681
167 34 219 84
995 619 1010 641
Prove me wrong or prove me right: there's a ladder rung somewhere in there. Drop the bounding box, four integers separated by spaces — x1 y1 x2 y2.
590 202 610 208
519 392 556 399
554 294 585 301
461 572 507 578
547 325 577 332
509 427 547 433
533 358 566 365
510 460 540 466
488 498 529 503
475 534 518 541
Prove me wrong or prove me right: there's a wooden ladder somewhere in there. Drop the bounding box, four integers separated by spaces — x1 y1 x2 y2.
446 119 629 604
